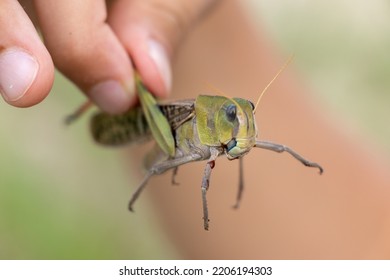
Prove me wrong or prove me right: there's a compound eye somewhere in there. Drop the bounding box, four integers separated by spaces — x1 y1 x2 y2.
226 104 237 122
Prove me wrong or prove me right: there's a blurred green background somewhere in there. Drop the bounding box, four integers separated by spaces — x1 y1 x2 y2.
1 0 389 259
250 0 390 154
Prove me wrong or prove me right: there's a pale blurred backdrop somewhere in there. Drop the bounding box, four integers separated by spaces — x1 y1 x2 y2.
1 0 390 259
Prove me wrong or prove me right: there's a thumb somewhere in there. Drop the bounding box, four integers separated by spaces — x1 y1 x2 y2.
108 0 218 98
0 0 54 107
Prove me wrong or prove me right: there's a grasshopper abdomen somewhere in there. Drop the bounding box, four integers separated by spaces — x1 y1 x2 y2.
91 107 151 146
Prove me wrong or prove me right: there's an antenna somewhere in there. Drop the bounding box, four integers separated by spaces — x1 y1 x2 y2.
204 82 228 97
254 54 295 113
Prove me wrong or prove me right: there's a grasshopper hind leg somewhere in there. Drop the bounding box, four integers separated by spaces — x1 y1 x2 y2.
128 153 202 212
128 172 153 212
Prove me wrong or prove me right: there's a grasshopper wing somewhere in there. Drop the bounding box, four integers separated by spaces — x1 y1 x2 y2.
158 99 195 130
135 74 176 157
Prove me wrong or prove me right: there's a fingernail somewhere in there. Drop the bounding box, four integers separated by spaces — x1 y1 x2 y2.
0 48 39 102
89 80 134 114
148 40 172 93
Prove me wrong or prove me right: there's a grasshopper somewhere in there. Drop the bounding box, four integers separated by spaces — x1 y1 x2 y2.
87 62 323 231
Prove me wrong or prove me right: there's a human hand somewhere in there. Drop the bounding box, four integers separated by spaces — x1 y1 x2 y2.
0 0 217 113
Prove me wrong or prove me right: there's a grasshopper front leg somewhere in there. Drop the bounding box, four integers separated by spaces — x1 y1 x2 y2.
232 157 244 209
129 153 202 212
255 140 324 174
201 148 220 231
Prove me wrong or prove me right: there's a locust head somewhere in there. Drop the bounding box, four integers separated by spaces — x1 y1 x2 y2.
218 98 257 160
195 96 257 160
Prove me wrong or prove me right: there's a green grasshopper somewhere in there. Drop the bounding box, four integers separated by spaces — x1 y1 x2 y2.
88 67 323 231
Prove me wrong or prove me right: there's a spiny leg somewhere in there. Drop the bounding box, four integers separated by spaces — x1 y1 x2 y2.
233 157 244 209
201 161 214 231
129 153 202 212
255 140 323 174
201 149 220 231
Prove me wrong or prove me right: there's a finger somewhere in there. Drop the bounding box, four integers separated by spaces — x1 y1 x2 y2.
107 0 218 99
0 0 54 107
33 0 135 114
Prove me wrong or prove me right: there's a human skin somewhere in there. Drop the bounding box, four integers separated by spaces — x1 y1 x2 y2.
0 0 216 113
2 0 390 259
132 1 390 259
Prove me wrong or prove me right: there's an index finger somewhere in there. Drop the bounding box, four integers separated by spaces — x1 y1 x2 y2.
33 0 135 114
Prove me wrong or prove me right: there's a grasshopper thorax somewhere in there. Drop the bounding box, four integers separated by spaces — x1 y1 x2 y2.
195 95 257 160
